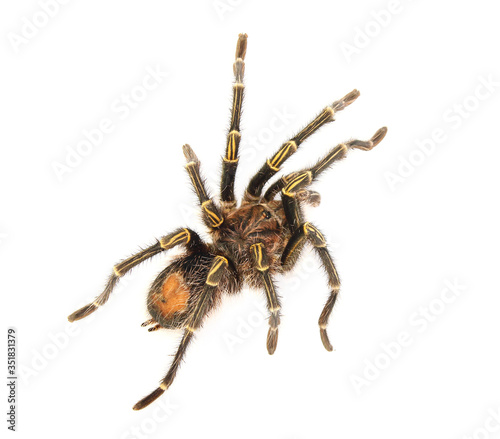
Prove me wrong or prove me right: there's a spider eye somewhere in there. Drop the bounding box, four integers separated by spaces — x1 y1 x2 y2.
262 210 272 219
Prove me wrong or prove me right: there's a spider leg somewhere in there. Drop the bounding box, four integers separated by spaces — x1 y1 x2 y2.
277 128 387 350
282 128 386 233
220 33 247 213
67 228 205 322
281 221 339 352
183 144 225 229
249 243 281 355
264 127 387 204
243 89 361 203
133 255 230 410
261 172 297 203
296 189 321 207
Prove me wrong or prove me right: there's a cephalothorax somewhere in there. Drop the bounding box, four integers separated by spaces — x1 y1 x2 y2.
68 34 387 410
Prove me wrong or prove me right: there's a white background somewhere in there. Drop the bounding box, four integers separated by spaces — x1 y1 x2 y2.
2 1 500 438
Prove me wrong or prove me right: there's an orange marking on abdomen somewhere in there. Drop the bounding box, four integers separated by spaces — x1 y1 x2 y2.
153 273 190 316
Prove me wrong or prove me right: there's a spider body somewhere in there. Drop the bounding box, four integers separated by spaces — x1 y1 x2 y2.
148 202 288 329
68 33 387 411
214 202 287 282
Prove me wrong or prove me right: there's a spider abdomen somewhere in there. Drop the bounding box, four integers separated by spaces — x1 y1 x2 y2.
147 253 237 329
153 272 190 316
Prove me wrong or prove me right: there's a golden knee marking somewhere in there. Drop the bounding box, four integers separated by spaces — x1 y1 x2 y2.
282 171 312 196
303 222 326 247
182 228 191 243
185 325 196 333
206 256 228 286
160 229 191 249
268 141 297 170
266 159 280 172
201 200 224 227
250 243 269 271
226 131 241 161
159 382 168 390
282 189 296 198
216 255 229 263
205 278 218 287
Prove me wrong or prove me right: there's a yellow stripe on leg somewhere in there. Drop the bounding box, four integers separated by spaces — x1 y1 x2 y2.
160 229 191 249
206 256 228 286
201 200 224 227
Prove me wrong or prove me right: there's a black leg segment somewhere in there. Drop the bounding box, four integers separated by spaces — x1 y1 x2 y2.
133 255 230 410
244 89 361 201
249 243 281 354
281 222 340 351
67 228 204 322
221 34 248 211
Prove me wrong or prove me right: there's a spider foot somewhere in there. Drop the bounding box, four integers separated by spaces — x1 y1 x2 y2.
296 189 321 207
133 387 165 411
267 327 279 355
348 127 388 151
319 326 334 352
331 89 360 112
68 303 98 322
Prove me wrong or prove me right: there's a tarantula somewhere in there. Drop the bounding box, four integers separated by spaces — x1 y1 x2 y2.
68 33 387 410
